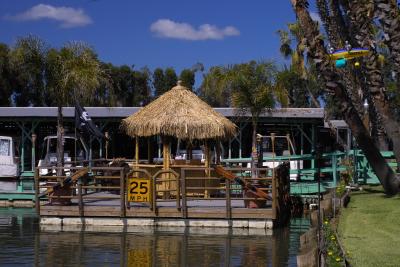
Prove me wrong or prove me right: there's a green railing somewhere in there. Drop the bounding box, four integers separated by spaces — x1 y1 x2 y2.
222 149 395 195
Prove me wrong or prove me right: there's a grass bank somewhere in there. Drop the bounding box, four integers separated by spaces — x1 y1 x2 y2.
338 185 400 267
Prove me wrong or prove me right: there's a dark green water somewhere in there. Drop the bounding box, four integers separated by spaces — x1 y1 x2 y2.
0 208 310 266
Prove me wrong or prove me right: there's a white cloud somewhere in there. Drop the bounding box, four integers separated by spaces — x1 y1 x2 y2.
310 12 322 24
150 19 240 41
5 4 92 28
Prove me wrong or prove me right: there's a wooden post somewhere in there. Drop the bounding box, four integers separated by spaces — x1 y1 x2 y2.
78 178 83 217
216 139 221 164
272 172 277 220
135 137 139 166
204 140 211 198
105 132 109 159
120 168 125 217
126 171 130 210
226 178 231 219
163 136 170 170
186 143 192 160
162 136 170 199
152 173 157 214
176 172 181 210
34 168 40 215
181 168 187 218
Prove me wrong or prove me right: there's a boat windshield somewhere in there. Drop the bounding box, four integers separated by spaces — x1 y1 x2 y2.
0 139 11 156
42 137 86 161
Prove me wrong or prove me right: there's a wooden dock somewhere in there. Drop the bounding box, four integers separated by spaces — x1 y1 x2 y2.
35 164 291 226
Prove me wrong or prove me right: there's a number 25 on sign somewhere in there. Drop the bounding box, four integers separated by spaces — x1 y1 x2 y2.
127 178 151 202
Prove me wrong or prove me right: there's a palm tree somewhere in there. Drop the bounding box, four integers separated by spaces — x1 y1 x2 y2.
277 23 321 108
347 1 400 168
375 0 400 90
210 61 287 178
46 42 104 174
228 61 288 159
201 61 288 167
291 0 400 195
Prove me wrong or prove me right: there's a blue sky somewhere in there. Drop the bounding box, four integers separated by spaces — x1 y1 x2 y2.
1 1 303 77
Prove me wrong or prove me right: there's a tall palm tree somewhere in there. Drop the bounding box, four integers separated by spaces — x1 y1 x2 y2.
316 0 388 150
375 0 400 90
225 61 288 177
46 42 104 174
291 0 400 195
277 23 321 107
345 1 400 168
200 61 288 175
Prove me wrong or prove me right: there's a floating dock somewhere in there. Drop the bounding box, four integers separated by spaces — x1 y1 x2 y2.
35 164 292 228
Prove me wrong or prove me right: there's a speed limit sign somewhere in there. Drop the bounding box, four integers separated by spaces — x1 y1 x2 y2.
127 178 151 202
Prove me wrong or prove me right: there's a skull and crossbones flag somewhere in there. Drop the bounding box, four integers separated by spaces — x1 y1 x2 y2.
75 102 108 140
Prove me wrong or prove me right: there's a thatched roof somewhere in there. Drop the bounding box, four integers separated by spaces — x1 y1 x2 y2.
122 81 237 140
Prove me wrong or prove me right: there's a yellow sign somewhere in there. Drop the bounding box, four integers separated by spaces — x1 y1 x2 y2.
127 178 151 202
127 249 151 267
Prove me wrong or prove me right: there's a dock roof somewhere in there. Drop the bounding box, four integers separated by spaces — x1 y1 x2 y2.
0 107 324 119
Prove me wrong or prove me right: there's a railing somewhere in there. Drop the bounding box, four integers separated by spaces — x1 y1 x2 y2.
179 167 275 219
35 166 125 216
35 166 280 220
222 151 349 183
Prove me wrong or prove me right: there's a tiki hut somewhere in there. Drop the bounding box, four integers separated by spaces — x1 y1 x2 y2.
122 80 237 164
122 81 237 196
122 81 236 141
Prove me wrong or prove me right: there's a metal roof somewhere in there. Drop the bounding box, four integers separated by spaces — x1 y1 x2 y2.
0 107 324 119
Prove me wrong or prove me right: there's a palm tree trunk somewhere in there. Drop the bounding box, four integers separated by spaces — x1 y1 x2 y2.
316 0 365 119
342 101 399 194
368 102 389 150
348 1 400 171
291 0 400 195
251 119 258 180
375 0 400 90
56 105 64 177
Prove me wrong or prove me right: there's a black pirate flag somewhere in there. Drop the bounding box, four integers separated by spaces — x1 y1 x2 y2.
75 102 108 140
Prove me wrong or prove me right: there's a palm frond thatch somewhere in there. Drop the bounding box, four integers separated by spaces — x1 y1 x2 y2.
121 82 237 140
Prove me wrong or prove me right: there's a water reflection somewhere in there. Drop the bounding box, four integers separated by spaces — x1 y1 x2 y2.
0 208 310 267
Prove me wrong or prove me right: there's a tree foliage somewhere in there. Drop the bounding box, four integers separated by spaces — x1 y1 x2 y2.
277 23 323 108
164 67 178 92
199 60 288 167
0 43 13 106
179 69 195 90
152 67 178 97
0 36 166 107
9 35 48 106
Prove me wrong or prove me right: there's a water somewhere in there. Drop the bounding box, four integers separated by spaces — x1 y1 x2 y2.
0 208 310 266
